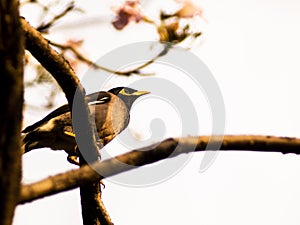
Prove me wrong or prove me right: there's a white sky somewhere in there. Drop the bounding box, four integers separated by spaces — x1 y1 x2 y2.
15 0 300 225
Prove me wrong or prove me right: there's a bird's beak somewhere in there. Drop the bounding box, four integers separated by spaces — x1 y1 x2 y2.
134 90 150 96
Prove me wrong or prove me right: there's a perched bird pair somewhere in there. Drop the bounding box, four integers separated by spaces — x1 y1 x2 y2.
22 87 150 165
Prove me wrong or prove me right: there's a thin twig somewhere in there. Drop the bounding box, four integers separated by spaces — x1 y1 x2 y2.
50 40 170 76
37 1 76 33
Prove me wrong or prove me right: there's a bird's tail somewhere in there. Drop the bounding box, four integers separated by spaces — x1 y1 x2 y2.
21 131 44 153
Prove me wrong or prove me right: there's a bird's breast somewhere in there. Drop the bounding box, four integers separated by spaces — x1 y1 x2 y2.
90 96 129 143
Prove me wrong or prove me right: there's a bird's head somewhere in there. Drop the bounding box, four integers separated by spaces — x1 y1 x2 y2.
108 87 150 110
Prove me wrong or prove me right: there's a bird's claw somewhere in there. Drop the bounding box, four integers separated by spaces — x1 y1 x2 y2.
67 154 79 166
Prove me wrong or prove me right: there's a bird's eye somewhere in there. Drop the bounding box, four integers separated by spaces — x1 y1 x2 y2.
119 88 133 96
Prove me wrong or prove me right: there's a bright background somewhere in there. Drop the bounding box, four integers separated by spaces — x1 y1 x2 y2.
15 0 300 225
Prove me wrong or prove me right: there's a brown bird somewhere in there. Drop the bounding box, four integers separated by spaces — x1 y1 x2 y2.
22 87 150 165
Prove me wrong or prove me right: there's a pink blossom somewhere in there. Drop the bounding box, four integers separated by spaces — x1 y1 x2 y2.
112 1 143 30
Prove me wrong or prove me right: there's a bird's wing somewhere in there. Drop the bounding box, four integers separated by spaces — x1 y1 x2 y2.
22 91 111 133
22 104 70 133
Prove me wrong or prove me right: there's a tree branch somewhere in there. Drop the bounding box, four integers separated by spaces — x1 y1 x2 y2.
0 1 24 225
21 18 110 225
19 135 300 204
21 18 83 119
21 17 99 164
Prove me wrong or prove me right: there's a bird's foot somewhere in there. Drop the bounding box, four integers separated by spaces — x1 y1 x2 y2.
67 154 80 166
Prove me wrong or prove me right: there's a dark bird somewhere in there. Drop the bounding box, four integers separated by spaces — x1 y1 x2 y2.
22 87 150 165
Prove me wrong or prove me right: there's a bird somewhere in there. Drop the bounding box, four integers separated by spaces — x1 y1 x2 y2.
22 87 150 165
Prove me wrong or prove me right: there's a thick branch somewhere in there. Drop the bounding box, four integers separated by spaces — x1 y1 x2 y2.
21 18 84 121
19 135 300 204
0 1 24 225
21 18 107 225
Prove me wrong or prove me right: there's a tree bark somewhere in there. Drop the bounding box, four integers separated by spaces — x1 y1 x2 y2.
0 1 24 225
